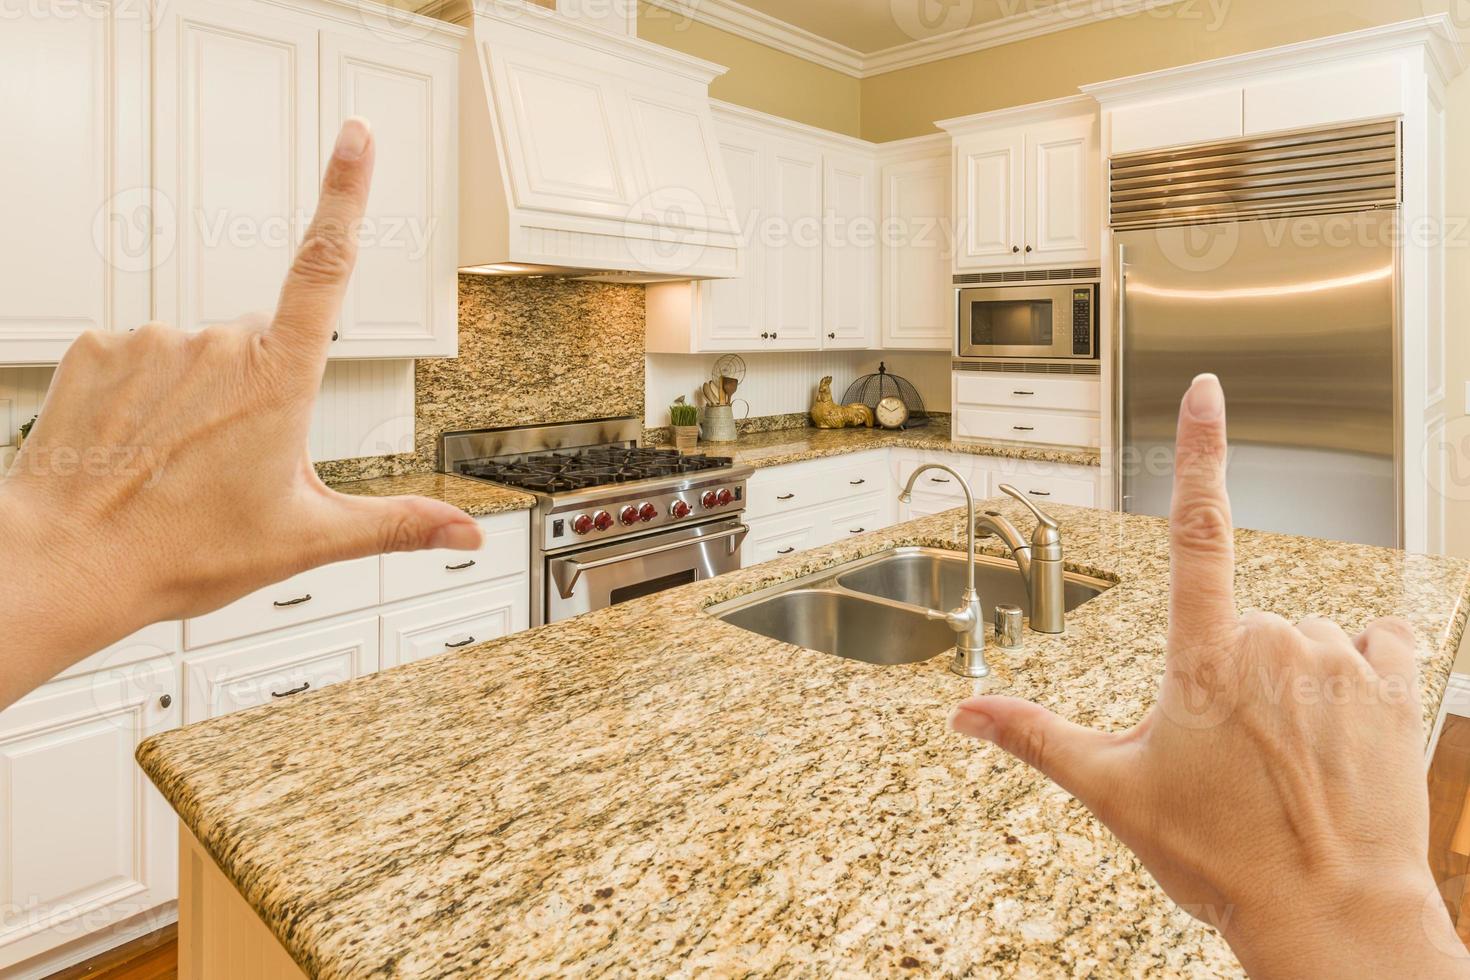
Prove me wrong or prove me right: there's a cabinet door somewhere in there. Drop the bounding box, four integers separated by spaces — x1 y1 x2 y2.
0 7 149 364
698 126 766 350
182 617 379 724
880 151 953 350
1025 117 1098 267
822 151 877 350
743 513 825 568
955 131 1023 270
154 0 319 332
764 138 824 350
0 660 179 969
321 32 458 358
380 581 530 669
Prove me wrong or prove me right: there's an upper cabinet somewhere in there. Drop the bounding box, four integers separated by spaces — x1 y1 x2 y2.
646 104 880 353
941 97 1101 273
0 5 149 366
0 0 462 366
879 137 953 350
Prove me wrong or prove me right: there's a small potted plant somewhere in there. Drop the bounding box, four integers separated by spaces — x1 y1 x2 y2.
16 415 35 452
670 401 699 452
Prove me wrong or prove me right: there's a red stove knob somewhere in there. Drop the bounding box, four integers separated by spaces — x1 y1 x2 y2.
717 488 733 506
619 505 640 526
570 514 594 536
669 499 691 519
701 490 719 510
593 511 615 532
638 502 658 523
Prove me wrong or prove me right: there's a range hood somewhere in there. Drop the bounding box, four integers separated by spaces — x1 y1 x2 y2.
458 0 745 282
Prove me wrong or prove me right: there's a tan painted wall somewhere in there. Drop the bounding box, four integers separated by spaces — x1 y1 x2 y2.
636 1 862 136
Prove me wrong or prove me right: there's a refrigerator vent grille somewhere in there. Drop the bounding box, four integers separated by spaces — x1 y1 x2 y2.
1108 120 1401 230
954 267 1101 285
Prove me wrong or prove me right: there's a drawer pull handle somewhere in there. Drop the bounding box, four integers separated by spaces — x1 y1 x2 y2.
271 682 311 699
1012 426 1035 432
849 527 865 534
777 493 796 501
444 636 476 649
1013 390 1035 396
776 547 796 555
849 479 866 486
930 477 951 484
273 594 313 608
445 560 477 571
1028 490 1052 497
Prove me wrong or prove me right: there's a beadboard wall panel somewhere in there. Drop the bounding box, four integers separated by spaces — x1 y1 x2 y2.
0 361 413 466
644 351 952 428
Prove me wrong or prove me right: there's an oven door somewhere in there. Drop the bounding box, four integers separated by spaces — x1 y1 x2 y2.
957 284 1078 359
545 518 748 624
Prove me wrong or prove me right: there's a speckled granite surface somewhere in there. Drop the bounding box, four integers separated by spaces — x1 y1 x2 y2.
329 472 534 517
658 418 1102 469
136 501 1470 978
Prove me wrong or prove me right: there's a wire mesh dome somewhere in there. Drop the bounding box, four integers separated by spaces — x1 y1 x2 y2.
841 362 929 429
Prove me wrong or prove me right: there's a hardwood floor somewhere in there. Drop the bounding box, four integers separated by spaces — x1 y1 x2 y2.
45 926 176 980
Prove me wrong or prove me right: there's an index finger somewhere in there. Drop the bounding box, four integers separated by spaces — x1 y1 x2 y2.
1168 374 1238 659
265 117 376 371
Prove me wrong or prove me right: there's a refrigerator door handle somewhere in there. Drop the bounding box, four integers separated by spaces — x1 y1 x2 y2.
1115 241 1128 513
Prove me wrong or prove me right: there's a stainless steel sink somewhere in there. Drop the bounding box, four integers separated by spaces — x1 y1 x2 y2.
838 549 1111 615
717 590 957 665
708 547 1114 666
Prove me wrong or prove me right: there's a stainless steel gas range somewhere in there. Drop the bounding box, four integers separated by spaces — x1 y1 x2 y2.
441 418 752 626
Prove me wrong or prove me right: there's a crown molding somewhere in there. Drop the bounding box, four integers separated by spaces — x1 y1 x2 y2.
641 0 1192 79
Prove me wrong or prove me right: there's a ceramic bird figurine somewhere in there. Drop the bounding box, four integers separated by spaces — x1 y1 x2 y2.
810 377 875 429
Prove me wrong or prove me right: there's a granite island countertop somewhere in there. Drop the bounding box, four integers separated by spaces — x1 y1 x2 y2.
328 471 535 517
136 502 1470 978
656 420 1102 470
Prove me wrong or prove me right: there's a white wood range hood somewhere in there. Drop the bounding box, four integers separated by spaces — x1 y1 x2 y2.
457 0 745 281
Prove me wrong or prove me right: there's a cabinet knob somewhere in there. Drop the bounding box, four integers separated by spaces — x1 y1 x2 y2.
770 332 778 340
760 332 770 339
827 332 836 339
331 330 339 341
1012 245 1021 254
1025 245 1033 253
159 694 172 709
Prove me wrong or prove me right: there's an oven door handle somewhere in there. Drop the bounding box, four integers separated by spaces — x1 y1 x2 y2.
549 524 750 599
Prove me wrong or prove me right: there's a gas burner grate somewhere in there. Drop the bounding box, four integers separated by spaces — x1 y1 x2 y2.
458 446 734 493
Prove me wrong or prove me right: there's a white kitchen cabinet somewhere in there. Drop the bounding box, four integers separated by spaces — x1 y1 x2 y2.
0 659 179 971
154 0 321 335
1108 88 1243 155
941 97 1100 273
0 5 150 365
822 151 879 349
763 137 824 350
182 616 379 724
690 124 767 351
952 370 1101 450
320 30 459 357
879 139 953 351
380 581 530 669
743 512 827 567
184 556 380 651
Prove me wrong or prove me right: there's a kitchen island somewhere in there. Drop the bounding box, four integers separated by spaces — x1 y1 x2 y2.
136 501 1470 978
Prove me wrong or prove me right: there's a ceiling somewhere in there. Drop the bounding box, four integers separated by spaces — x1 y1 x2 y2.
717 0 1069 54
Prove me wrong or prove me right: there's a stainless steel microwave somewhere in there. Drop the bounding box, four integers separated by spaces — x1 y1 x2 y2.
956 282 1099 360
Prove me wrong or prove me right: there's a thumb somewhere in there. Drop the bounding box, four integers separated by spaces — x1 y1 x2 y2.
951 696 1118 804
310 492 483 561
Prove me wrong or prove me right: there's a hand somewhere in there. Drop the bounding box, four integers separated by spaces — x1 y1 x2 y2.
950 374 1464 976
0 119 481 710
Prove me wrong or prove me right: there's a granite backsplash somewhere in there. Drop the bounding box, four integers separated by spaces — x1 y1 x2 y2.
316 275 646 483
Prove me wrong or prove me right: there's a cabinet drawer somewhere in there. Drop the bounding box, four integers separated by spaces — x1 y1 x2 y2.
381 512 530 603
746 450 889 519
184 557 379 650
59 621 182 681
954 374 1099 413
380 582 530 670
824 494 892 543
182 617 379 724
743 512 825 567
955 408 1100 448
900 489 966 520
895 453 987 501
992 465 1098 508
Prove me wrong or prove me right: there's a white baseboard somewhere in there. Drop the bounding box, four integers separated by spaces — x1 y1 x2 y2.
1 904 177 980
1428 673 1470 758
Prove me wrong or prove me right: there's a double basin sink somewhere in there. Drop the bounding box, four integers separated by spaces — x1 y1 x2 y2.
708 547 1113 666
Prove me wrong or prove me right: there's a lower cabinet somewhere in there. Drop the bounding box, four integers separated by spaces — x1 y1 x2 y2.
744 511 828 567
380 581 531 669
0 656 180 972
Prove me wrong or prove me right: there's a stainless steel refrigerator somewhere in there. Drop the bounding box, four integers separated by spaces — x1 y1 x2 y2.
1112 121 1400 548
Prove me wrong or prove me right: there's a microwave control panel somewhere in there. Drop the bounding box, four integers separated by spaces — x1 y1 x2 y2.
1072 288 1095 356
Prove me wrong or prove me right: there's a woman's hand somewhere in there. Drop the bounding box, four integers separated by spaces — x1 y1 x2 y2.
0 119 481 710
952 374 1465 976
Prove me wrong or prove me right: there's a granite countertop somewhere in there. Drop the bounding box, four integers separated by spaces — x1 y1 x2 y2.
329 472 535 517
136 503 1470 978
659 420 1103 470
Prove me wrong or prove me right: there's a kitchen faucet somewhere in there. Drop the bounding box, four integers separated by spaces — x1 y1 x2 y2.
977 486 1066 635
897 464 989 678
